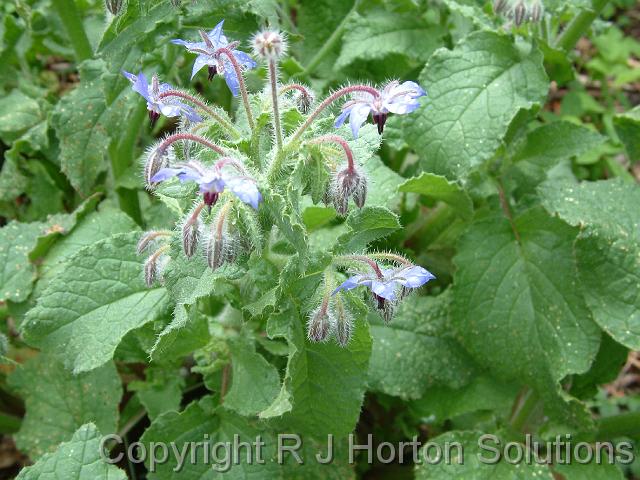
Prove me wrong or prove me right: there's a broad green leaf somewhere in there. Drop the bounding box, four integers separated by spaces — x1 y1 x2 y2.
150 303 210 362
614 105 640 162
0 221 42 302
265 189 308 261
452 208 600 400
9 355 121 459
410 375 519 423
22 232 169 373
336 206 401 253
539 178 640 349
0 89 45 143
16 423 126 480
506 121 606 192
141 396 354 479
51 59 112 195
368 291 476 400
0 195 102 304
336 10 441 68
224 336 281 416
398 172 473 219
260 306 372 439
553 461 625 479
129 365 183 420
414 431 554 479
363 155 405 210
401 31 548 179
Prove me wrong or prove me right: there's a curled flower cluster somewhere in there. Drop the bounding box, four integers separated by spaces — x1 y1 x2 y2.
125 19 432 346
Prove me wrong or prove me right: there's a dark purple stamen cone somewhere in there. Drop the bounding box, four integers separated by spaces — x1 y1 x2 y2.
373 293 385 311
372 113 388 134
203 192 219 211
208 65 218 81
149 110 160 127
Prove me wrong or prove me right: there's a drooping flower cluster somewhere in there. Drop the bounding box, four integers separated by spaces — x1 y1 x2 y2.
125 20 431 347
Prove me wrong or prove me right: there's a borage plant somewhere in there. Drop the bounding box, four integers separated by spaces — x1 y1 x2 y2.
128 21 433 345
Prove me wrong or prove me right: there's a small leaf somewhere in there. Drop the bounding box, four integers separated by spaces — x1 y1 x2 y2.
613 105 640 162
336 206 401 253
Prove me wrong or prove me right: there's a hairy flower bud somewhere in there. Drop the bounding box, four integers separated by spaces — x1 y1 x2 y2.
332 167 365 215
143 145 173 189
529 1 543 22
307 303 333 342
205 204 233 270
137 230 166 254
252 30 287 60
493 0 508 13
296 90 314 114
105 0 123 15
334 299 353 347
513 1 527 25
144 255 159 287
182 220 200 258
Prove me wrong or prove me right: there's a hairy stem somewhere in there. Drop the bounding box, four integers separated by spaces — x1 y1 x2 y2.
51 0 93 62
308 134 355 171
279 83 312 97
158 90 240 138
288 85 379 144
215 47 255 130
158 133 226 156
269 59 283 153
556 0 609 52
368 252 413 266
336 254 383 278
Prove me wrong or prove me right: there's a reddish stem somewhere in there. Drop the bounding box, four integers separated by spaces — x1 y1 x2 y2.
309 134 355 171
158 133 226 156
214 47 255 130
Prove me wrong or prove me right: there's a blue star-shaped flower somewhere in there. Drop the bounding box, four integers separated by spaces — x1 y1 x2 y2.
332 264 435 301
335 80 426 138
122 71 202 124
151 160 262 209
171 20 257 96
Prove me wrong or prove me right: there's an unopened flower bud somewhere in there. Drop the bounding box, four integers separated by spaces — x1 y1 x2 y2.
529 1 543 22
105 0 123 15
352 175 367 209
144 255 158 287
205 204 233 270
143 146 172 189
493 0 508 13
334 300 353 347
296 90 314 114
332 167 365 215
307 303 333 342
513 1 526 25
182 220 200 258
252 30 287 60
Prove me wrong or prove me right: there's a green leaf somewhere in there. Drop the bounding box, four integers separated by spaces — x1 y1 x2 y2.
401 31 548 179
9 355 121 459
150 303 210 362
22 232 169 373
0 89 45 143
539 178 640 350
0 221 42 302
260 306 372 439
452 208 600 400
336 206 401 253
614 105 640 162
141 396 354 479
129 365 183 420
398 172 473 219
368 291 476 400
336 10 441 69
414 431 554 479
51 59 111 195
224 336 281 416
16 423 126 480
410 375 519 423
553 461 625 480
